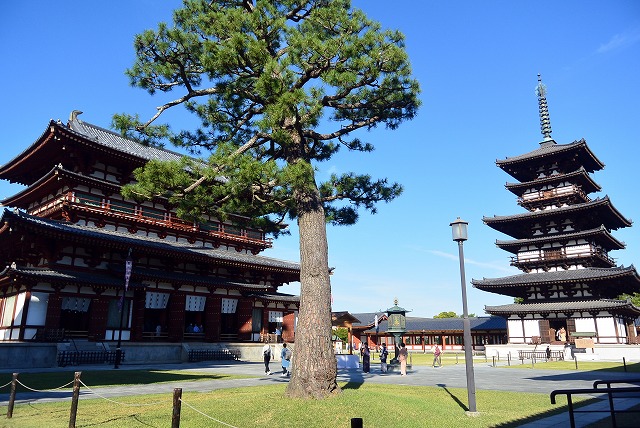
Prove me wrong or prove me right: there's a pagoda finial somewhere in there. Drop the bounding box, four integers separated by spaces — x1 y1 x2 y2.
535 74 554 146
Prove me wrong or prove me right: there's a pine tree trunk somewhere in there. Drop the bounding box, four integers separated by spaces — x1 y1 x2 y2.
286 190 340 399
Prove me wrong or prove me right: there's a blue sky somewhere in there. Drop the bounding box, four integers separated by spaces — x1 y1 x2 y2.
1 1 639 317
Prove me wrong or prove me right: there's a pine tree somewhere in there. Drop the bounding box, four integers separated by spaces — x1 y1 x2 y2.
114 0 420 399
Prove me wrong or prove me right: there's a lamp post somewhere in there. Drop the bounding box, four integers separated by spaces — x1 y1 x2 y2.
450 217 477 413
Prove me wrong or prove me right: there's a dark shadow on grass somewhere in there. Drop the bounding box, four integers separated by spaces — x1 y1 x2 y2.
341 381 363 390
436 383 468 412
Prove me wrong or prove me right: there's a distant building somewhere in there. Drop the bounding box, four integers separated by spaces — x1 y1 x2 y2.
473 76 640 345
344 311 507 352
0 112 300 344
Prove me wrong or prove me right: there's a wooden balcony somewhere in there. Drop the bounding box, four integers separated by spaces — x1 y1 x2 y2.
518 185 589 209
511 247 616 269
29 191 273 249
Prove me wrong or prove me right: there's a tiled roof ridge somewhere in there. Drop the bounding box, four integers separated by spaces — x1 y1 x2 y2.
66 115 188 163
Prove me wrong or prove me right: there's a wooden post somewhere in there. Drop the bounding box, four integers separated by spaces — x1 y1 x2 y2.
172 388 182 428
7 373 18 418
69 371 81 428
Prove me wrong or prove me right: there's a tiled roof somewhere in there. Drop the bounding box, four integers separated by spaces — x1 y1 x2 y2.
0 265 144 289
484 197 628 224
494 225 625 253
68 117 185 163
356 316 506 333
504 167 601 195
485 299 640 315
245 291 300 303
0 208 300 272
472 266 639 288
350 312 387 327
483 197 632 238
496 139 604 170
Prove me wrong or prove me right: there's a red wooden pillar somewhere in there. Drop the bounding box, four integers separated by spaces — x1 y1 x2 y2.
168 292 186 342
236 298 253 341
205 295 221 341
130 289 146 341
88 296 109 341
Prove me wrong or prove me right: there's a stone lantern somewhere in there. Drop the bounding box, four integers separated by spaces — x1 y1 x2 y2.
386 298 408 363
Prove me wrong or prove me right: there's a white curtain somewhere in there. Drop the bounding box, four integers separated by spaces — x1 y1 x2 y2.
185 295 206 312
269 311 283 322
221 298 238 314
61 297 91 312
145 292 170 309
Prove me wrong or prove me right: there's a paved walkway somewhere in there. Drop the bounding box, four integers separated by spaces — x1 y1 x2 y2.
2 359 639 427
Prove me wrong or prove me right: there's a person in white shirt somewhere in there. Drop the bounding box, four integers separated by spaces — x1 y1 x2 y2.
262 340 272 375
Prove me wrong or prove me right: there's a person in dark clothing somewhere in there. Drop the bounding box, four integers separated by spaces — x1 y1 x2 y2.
361 343 371 373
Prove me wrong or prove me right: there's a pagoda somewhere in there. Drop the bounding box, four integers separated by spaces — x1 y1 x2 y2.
0 111 300 345
473 76 640 345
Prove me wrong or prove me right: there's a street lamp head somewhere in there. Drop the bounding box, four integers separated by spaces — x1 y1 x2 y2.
450 217 469 242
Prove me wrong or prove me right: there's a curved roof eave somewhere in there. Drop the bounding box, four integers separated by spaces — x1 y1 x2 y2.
496 139 605 170
0 208 300 275
495 225 626 253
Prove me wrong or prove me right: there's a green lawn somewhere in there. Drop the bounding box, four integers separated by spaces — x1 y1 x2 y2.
1 382 584 428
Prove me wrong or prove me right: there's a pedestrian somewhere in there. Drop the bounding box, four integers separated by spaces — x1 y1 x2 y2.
361 342 370 373
275 326 282 342
281 343 292 376
380 343 389 373
399 342 408 375
432 344 442 367
546 345 551 362
262 339 272 375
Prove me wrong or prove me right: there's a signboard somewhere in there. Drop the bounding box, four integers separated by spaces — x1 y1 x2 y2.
575 338 594 349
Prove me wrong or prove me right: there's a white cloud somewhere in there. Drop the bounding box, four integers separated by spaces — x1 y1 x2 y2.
596 29 640 54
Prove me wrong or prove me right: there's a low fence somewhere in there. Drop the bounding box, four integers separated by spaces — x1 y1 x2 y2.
187 348 240 362
57 350 123 367
550 378 640 428
2 371 241 428
518 350 564 361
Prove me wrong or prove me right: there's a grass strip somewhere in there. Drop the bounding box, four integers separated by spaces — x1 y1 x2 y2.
0 383 585 428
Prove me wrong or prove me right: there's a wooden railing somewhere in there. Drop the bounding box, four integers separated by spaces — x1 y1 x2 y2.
512 247 615 266
31 191 272 248
518 185 588 207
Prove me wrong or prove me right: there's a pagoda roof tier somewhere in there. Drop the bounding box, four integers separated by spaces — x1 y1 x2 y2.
472 266 640 297
1 165 121 208
483 197 632 239
0 209 300 281
495 225 625 254
484 299 640 317
504 167 601 196
0 116 185 186
0 264 144 291
496 139 604 182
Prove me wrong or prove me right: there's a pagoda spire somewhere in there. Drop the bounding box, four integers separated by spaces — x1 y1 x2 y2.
536 74 555 146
